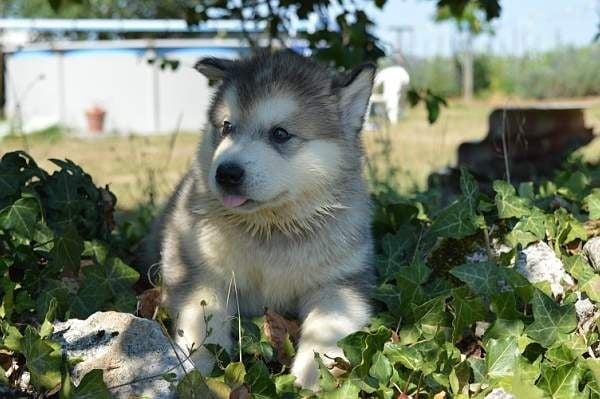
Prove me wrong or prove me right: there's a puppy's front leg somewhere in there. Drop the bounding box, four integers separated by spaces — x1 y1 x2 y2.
165 284 233 376
291 285 371 390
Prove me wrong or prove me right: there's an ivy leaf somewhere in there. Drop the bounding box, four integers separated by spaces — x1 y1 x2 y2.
580 275 600 302
376 233 413 280
485 336 520 379
224 362 246 388
69 278 112 319
451 288 487 342
450 261 503 297
410 297 451 340
21 328 62 391
70 369 112 399
584 189 600 219
545 345 578 368
525 290 577 347
338 327 390 378
177 370 211 399
484 319 524 341
429 200 478 239
383 342 425 371
315 353 337 392
368 351 393 384
459 167 479 210
502 367 546 399
490 294 523 320
51 224 84 275
493 180 531 219
505 225 539 248
0 197 40 239
565 255 594 283
82 240 108 265
372 284 403 316
0 151 39 200
320 379 361 399
538 362 584 399
506 207 547 247
103 257 140 294
244 361 277 398
520 207 546 238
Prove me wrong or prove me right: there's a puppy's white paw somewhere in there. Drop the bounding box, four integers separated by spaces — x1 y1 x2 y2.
290 350 320 391
291 346 343 391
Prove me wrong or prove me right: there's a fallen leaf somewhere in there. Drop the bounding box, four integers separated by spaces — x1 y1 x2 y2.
229 384 250 399
263 309 300 366
138 288 161 319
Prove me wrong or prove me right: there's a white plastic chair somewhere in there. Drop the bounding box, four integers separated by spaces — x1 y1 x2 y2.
368 65 410 126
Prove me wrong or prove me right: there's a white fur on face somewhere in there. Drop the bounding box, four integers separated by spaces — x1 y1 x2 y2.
209 135 342 207
286 140 342 196
209 87 342 209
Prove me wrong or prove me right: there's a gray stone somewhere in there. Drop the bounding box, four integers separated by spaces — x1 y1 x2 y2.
584 237 600 271
575 294 595 322
53 311 194 399
515 241 574 297
485 388 516 399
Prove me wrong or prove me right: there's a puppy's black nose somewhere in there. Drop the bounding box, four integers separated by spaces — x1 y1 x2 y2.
216 163 245 187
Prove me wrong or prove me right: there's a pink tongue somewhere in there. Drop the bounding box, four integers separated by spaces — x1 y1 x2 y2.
223 195 248 208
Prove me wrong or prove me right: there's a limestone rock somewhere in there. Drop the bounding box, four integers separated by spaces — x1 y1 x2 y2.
53 311 194 399
575 295 595 322
584 237 600 271
515 241 574 297
485 388 516 399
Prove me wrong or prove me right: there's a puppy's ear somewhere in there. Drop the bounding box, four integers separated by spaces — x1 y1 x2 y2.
194 57 236 80
334 63 376 133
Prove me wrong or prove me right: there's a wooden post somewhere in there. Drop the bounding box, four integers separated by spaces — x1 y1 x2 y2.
0 47 5 119
462 33 474 102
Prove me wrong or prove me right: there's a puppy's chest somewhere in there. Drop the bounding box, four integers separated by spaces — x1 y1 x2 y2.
199 227 330 312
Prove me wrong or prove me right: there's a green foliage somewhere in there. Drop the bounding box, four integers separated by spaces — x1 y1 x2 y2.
407 44 600 100
0 151 138 396
2 152 600 397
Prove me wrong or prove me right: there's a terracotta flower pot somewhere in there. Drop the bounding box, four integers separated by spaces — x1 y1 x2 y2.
85 106 106 133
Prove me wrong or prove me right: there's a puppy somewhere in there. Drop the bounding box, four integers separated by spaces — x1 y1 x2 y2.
151 49 376 389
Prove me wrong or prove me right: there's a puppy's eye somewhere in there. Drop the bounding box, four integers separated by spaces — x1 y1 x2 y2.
221 121 232 137
270 127 291 144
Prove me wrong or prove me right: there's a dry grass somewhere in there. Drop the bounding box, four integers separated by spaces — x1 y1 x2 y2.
2 97 600 210
363 96 600 192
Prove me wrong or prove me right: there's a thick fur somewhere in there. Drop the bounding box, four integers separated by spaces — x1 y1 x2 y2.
150 50 376 390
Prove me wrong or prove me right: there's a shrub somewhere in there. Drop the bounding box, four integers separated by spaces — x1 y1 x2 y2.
1 151 600 397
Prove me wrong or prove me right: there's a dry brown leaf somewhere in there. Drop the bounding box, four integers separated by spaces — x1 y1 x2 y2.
263 309 301 366
138 287 161 319
229 384 250 399
0 350 13 371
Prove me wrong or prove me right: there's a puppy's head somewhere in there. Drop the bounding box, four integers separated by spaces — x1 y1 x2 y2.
195 50 374 215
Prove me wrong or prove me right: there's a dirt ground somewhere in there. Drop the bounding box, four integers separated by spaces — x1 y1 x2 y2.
2 96 600 210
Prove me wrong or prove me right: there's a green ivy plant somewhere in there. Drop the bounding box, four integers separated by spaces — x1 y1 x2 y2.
1 151 600 398
0 151 139 396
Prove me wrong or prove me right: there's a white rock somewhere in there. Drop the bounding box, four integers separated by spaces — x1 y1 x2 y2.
515 241 574 297
485 388 516 399
465 241 513 264
475 321 491 338
53 311 195 399
575 293 596 322
466 247 488 263
584 237 600 271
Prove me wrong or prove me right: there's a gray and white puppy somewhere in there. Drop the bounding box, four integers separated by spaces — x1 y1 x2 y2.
152 50 376 389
